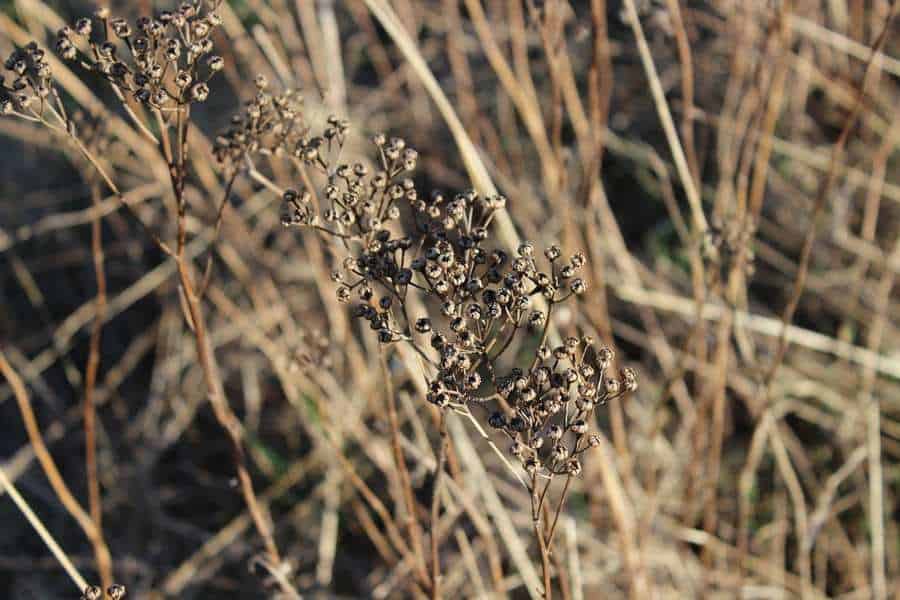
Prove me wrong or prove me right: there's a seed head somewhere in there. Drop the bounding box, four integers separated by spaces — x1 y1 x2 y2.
570 420 588 435
108 585 127 600
74 18 92 36
82 586 102 600
207 55 224 71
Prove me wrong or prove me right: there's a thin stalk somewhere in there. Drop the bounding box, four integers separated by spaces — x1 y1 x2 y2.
83 179 111 593
531 474 553 599
166 104 284 573
430 410 449 599
545 474 573 548
380 350 430 587
0 466 89 594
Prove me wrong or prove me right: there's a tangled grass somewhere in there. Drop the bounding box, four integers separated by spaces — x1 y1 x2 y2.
1 1 899 599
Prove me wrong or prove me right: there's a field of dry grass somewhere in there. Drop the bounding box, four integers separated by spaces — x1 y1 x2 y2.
1 1 899 598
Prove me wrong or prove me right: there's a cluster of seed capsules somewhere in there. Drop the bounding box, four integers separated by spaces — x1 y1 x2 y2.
55 2 224 110
280 132 417 235
1 42 54 116
489 338 636 477
276 124 635 478
213 77 308 165
414 240 590 406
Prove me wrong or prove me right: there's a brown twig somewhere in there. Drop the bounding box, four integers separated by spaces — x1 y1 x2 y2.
166 108 283 572
83 178 112 594
430 409 449 599
531 474 553 600
380 349 430 588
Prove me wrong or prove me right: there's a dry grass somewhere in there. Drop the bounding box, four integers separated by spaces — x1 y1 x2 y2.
1 1 899 599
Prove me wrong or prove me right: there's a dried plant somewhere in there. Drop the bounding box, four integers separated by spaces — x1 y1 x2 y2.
221 106 637 597
4 1 895 599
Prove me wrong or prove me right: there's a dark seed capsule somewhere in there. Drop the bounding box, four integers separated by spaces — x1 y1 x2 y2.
488 412 506 429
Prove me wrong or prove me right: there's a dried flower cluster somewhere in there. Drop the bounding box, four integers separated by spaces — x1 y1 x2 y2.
55 2 223 110
490 339 636 478
2 42 54 116
267 115 635 480
213 76 307 165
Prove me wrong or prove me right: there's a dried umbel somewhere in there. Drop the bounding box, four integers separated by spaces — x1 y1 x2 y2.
488 339 634 476
56 1 224 111
213 92 638 596
1 42 54 116
270 114 636 453
214 80 307 164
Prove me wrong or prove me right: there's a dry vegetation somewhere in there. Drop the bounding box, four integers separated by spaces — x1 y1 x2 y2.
1 0 899 598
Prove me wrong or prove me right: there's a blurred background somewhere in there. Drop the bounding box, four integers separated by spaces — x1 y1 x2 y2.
1 0 899 598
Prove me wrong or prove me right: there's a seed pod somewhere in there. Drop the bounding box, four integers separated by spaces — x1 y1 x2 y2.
528 310 546 327
571 252 586 268
207 55 224 71
621 367 638 392
74 18 92 36
107 585 127 600
570 420 588 435
191 82 209 102
488 412 506 429
111 19 132 38
596 347 614 370
82 586 102 600
553 443 568 461
604 377 621 395
56 39 77 61
175 71 192 88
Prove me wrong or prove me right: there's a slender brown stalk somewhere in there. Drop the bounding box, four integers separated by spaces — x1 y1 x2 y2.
531 475 553 600
380 350 430 587
546 474 573 549
166 109 283 571
430 410 449 599
83 179 112 594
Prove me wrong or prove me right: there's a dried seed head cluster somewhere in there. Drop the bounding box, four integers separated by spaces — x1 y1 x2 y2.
2 42 54 116
489 340 636 477
56 1 223 110
264 112 636 480
213 77 307 165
